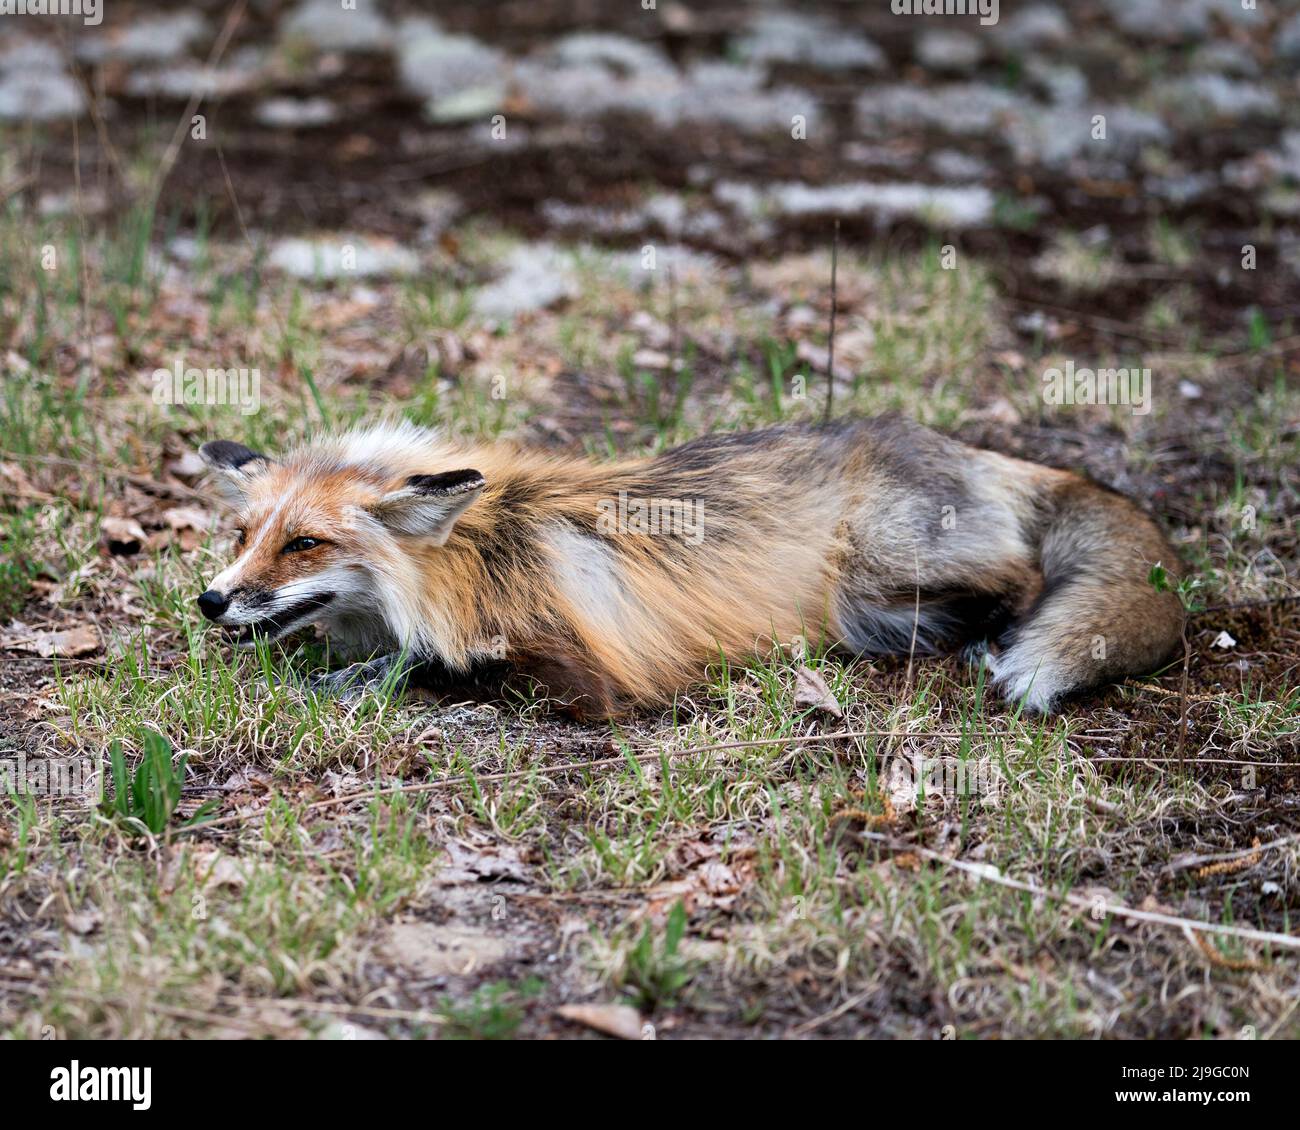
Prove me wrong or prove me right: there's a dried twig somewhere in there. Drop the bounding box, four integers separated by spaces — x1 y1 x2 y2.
1185 926 1268 972
1166 833 1300 874
0 449 224 508
821 218 840 425
853 830 1300 952
145 0 250 206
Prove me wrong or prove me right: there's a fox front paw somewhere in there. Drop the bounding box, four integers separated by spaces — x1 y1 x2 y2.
306 654 411 702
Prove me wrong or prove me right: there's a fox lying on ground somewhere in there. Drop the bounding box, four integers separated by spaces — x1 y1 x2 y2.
197 417 1183 716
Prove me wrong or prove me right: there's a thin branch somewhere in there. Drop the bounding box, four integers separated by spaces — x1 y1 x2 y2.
145 0 250 206
0 449 226 508
822 218 840 425
855 830 1300 951
1165 833 1300 874
1192 594 1300 616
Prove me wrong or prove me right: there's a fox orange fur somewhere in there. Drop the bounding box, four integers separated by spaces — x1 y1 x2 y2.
197 416 1183 715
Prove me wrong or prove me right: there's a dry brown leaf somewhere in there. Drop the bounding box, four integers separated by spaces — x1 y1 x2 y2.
556 1003 645 1041
162 506 213 532
0 460 54 503
65 910 102 936
101 516 146 555
794 665 842 719
2 623 100 658
437 838 532 885
192 848 248 891
698 858 741 896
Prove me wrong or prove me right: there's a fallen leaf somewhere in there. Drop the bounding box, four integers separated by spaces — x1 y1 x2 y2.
437 838 532 884
101 516 146 555
221 767 274 795
162 506 213 532
794 665 842 719
1 624 100 658
0 461 54 503
556 1003 645 1041
65 910 102 936
192 848 248 891
1133 894 1176 918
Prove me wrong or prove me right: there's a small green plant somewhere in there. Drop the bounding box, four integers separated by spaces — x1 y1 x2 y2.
0 788 39 878
622 900 693 1011
993 192 1043 232
1245 307 1272 352
0 508 44 618
440 977 543 1040
1147 562 1203 613
102 729 212 836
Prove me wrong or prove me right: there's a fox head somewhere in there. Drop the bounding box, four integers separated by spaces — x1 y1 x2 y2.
196 437 485 649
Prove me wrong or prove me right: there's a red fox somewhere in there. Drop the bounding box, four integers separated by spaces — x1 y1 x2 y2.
197 417 1183 716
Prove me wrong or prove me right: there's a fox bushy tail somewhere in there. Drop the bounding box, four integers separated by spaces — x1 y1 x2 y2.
988 479 1184 712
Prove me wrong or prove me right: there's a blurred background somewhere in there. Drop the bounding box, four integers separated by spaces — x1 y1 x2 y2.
0 0 1297 519
5 0 1297 342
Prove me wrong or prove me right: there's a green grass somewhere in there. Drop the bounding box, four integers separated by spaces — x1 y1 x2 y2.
440 977 543 1040
0 508 47 618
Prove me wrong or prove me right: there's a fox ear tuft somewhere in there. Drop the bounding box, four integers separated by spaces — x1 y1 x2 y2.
367 470 485 544
200 440 271 472
199 441 273 504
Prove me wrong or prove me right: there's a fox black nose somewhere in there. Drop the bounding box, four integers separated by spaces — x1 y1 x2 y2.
197 590 229 621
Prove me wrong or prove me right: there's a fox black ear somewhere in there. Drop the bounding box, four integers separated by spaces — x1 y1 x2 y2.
200 440 271 472
199 440 273 504
367 470 485 544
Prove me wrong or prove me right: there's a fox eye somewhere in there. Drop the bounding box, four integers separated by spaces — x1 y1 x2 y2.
235 528 247 547
282 536 323 554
